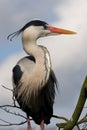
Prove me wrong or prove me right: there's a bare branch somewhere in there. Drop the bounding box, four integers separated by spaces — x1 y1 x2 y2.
0 85 29 127
0 104 32 128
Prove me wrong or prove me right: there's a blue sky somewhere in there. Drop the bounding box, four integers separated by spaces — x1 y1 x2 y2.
0 0 87 129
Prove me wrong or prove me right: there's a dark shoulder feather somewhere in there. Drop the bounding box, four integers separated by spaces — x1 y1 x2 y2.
13 65 23 86
26 56 36 63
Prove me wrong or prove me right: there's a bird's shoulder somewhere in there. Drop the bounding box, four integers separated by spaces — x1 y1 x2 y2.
25 56 36 62
18 56 36 64
12 56 35 86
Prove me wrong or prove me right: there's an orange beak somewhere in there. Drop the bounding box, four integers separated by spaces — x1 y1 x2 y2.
48 26 77 35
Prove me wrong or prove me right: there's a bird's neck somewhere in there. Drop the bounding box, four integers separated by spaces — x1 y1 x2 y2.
23 41 36 55
23 40 51 86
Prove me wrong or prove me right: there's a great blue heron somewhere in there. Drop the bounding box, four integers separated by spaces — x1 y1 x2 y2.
7 20 76 130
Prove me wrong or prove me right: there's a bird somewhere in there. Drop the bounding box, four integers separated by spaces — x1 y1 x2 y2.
7 20 76 130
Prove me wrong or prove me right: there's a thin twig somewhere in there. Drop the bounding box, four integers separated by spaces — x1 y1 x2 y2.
0 118 27 126
76 125 80 130
1 85 13 92
1 107 27 120
77 117 87 125
52 115 68 122
0 118 11 124
0 104 20 109
12 94 16 106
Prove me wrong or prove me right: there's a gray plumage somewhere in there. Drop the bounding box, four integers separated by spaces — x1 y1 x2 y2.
8 20 62 129
12 48 57 125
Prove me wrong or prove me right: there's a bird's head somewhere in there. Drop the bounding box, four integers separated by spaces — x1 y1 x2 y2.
7 20 76 42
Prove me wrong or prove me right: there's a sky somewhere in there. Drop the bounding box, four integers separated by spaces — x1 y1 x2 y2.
0 0 87 129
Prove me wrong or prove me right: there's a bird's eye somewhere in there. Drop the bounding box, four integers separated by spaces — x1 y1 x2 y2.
44 25 48 30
